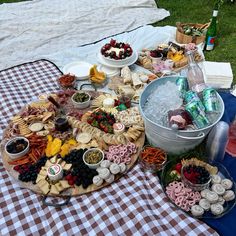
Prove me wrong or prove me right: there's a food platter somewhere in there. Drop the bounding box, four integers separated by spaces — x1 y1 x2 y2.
1 90 145 197
161 158 236 218
137 41 203 76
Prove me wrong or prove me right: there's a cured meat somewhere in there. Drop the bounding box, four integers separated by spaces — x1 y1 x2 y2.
168 109 192 130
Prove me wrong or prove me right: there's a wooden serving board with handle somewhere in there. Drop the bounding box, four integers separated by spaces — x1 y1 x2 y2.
0 90 145 198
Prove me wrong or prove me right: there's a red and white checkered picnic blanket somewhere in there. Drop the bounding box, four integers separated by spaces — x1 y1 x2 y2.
0 60 218 236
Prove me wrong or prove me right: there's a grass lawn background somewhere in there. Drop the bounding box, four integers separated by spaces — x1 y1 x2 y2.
1 0 235 84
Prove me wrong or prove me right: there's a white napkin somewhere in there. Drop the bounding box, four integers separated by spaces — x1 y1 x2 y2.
203 61 233 88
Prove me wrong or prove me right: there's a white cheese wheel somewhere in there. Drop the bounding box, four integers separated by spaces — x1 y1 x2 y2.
93 175 103 186
47 164 63 181
103 98 115 108
29 122 44 132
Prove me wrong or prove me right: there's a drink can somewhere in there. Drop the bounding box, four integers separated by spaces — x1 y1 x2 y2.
176 77 189 98
202 88 220 113
185 101 210 129
184 90 205 111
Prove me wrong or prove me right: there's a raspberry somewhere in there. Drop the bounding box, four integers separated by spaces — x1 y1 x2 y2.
65 174 73 181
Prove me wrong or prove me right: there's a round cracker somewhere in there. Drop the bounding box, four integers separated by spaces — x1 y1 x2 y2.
76 132 92 144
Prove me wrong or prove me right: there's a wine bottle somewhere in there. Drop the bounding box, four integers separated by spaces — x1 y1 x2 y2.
186 51 206 93
205 9 218 51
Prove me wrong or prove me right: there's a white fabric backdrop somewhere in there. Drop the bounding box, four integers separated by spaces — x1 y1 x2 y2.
0 0 169 70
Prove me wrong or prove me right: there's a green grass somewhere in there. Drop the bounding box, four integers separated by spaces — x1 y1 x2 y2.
155 0 236 84
1 0 235 84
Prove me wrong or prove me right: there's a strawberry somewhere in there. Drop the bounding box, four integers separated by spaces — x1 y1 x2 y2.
103 127 108 133
87 119 93 125
110 39 116 47
174 163 182 174
104 44 111 50
97 114 103 121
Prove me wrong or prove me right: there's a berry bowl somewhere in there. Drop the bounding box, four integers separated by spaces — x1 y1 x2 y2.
5 137 30 160
83 148 104 169
71 92 91 109
181 164 211 191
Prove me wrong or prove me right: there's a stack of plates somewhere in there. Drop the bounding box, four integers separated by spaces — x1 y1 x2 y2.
97 65 120 78
63 61 93 80
203 61 233 89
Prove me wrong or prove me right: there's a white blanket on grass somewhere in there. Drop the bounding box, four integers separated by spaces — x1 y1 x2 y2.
0 0 169 70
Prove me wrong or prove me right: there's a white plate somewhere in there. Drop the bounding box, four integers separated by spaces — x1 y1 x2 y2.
97 51 138 68
97 65 120 78
63 61 93 80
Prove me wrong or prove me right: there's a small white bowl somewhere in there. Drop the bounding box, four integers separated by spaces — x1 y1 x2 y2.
71 92 91 109
83 148 104 169
5 137 30 160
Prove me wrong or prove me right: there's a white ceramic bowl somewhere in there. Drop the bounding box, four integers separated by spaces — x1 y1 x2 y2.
83 148 104 169
5 137 30 160
71 92 91 109
100 51 136 66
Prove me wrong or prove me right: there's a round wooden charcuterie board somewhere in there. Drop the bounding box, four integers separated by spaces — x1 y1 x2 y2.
1 90 145 197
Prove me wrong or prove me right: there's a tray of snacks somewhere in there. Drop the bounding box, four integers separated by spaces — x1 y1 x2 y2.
107 65 157 103
161 157 236 218
0 89 145 201
137 41 203 76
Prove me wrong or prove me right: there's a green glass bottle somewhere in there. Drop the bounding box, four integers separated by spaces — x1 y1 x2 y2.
205 9 218 51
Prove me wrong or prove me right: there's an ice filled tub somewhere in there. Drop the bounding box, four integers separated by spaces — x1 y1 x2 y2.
139 76 224 154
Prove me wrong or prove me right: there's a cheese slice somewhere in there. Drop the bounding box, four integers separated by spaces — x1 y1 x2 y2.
50 185 60 195
63 163 72 171
40 184 50 195
59 180 71 189
50 155 57 164
37 179 50 195
36 174 46 183
40 167 48 176
54 182 64 192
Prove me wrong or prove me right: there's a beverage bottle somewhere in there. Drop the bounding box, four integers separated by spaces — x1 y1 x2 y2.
186 51 206 93
205 9 218 51
206 121 229 163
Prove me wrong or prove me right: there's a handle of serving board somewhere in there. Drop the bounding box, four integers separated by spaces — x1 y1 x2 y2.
79 83 97 91
42 195 71 207
176 132 205 140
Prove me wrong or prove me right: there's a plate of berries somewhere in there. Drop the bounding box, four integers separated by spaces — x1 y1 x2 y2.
98 39 138 67
161 158 236 218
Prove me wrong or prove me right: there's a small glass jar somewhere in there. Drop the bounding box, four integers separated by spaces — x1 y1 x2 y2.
139 145 167 173
55 116 70 132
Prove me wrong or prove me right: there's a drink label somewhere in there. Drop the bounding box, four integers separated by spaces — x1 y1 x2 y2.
206 36 216 50
213 10 218 17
